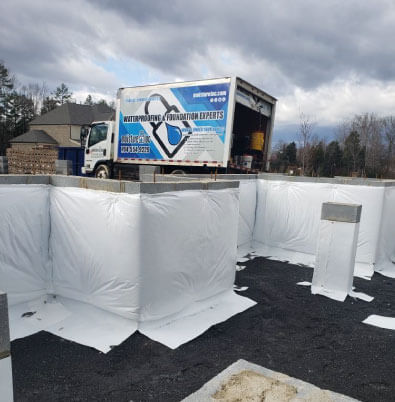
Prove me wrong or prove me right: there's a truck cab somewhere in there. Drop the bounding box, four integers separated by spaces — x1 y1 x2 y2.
81 121 114 178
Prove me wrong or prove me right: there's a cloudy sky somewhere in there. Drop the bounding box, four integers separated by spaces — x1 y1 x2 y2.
1 0 395 141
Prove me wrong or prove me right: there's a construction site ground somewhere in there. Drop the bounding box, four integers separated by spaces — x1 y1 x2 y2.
12 257 395 402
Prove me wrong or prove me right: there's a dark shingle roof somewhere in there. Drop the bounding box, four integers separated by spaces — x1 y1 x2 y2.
30 103 114 126
10 130 59 145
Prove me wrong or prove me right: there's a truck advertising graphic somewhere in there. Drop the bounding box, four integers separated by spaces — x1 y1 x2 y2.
116 79 232 166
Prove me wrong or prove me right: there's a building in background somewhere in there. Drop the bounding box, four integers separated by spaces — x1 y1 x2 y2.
6 103 114 174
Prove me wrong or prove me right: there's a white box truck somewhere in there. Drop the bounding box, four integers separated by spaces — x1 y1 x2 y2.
81 77 276 178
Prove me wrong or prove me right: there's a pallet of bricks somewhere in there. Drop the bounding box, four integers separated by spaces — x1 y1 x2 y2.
7 146 57 174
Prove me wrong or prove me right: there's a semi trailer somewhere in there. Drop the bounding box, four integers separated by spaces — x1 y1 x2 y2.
80 77 276 178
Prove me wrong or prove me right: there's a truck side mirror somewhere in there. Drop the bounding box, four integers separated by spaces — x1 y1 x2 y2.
80 126 89 147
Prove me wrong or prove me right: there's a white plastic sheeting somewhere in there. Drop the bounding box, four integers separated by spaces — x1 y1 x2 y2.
9 295 138 353
139 290 255 349
0 185 50 305
363 315 395 330
50 187 142 320
312 220 359 301
139 189 240 322
252 180 395 279
1 184 255 351
376 187 395 278
236 180 257 254
51 187 242 322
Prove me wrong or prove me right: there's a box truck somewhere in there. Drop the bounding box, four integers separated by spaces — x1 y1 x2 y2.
81 77 276 178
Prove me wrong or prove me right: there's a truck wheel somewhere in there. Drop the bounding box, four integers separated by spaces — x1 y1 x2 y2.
170 169 186 175
95 164 110 179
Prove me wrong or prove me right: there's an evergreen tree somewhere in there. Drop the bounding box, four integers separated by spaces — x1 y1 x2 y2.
53 83 72 105
0 62 14 155
323 141 343 177
84 94 93 105
41 96 58 114
343 131 362 173
309 141 325 176
285 142 297 165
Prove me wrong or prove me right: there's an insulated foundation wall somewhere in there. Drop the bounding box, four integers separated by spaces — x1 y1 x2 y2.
0 178 239 322
253 177 395 278
143 174 258 249
144 173 395 278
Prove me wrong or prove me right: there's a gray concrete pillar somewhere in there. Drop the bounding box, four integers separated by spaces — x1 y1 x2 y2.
312 202 362 301
0 292 13 401
55 160 73 175
0 156 8 174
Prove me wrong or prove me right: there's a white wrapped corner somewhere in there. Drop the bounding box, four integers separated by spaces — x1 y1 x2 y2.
1 184 254 351
237 180 257 250
50 187 142 320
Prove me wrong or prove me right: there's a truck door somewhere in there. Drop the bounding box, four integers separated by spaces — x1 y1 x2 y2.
85 123 110 173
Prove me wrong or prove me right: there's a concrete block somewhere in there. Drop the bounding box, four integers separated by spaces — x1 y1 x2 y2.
50 175 81 188
312 202 362 301
121 181 141 194
0 156 8 174
55 159 73 175
321 202 362 223
140 174 201 183
80 177 122 193
206 180 239 190
0 175 49 185
139 181 201 194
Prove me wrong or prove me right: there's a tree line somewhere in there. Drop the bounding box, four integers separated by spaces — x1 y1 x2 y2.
0 61 113 155
271 113 395 179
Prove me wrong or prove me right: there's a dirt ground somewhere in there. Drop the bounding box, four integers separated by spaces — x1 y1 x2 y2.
11 257 395 402
212 370 297 401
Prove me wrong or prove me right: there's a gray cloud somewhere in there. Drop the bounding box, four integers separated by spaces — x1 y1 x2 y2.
86 0 395 88
1 0 395 125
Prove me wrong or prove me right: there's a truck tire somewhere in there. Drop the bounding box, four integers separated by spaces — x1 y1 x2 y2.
95 164 110 179
170 169 186 175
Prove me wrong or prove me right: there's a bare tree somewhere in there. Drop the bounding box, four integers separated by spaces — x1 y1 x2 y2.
383 116 395 175
298 111 315 175
335 119 351 146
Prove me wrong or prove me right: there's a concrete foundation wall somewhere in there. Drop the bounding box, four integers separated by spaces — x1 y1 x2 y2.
0 174 239 195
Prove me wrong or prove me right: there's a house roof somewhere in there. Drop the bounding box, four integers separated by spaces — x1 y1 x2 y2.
10 130 59 145
30 103 114 126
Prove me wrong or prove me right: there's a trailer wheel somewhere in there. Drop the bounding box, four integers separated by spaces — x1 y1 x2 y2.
95 164 110 179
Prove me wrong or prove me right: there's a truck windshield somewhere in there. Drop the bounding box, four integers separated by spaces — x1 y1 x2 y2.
88 124 108 147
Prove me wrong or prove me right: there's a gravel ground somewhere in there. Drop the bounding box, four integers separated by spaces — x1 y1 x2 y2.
11 257 395 402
